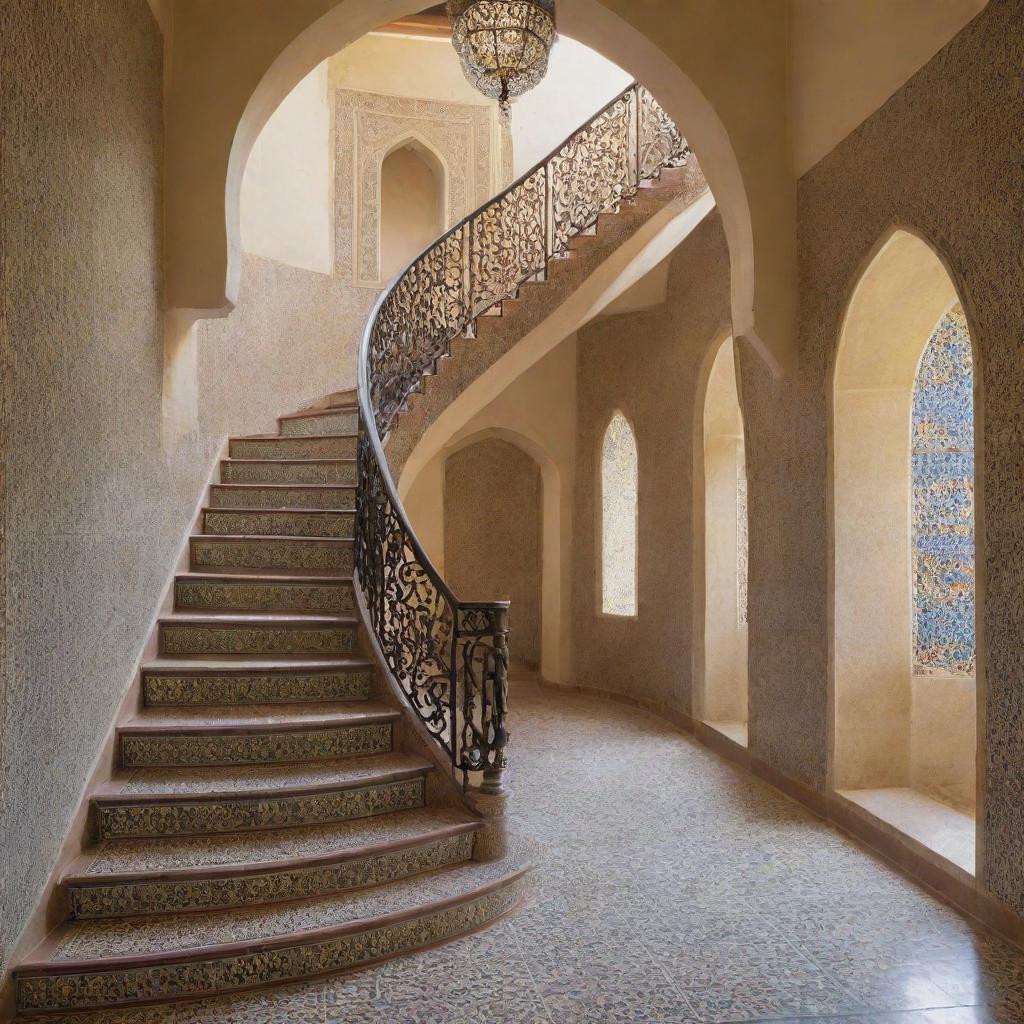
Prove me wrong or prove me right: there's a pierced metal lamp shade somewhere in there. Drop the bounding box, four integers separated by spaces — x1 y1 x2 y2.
447 0 556 119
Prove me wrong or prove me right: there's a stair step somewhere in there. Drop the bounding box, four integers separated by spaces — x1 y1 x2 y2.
202 507 355 538
221 458 356 486
174 572 355 614
190 535 353 574
158 612 357 657
209 483 356 511
142 657 373 706
118 702 399 768
279 406 359 437
229 434 358 460
65 814 481 919
17 842 532 1014
93 754 433 839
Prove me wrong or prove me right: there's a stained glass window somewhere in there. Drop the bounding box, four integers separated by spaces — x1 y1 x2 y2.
601 412 638 616
911 304 975 675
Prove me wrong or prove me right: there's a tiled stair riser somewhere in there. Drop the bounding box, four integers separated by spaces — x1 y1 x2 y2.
208 486 356 511
68 832 476 919
16 880 525 1014
202 510 355 538
120 722 394 769
174 579 355 615
159 623 356 657
280 410 358 437
95 776 428 840
142 670 372 706
221 461 356 485
229 437 357 460
190 538 354 573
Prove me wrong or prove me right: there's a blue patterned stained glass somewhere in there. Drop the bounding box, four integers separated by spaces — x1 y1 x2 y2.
911 304 975 676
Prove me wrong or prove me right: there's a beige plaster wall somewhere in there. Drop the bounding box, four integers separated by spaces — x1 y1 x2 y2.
701 340 748 725
573 213 731 709
790 0 988 174
0 0 225 965
751 0 1020 908
241 62 333 274
444 440 543 669
510 35 633 177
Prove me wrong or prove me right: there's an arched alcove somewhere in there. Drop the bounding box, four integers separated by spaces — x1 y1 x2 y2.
379 138 446 284
832 228 978 872
601 411 638 617
700 337 749 746
443 436 544 671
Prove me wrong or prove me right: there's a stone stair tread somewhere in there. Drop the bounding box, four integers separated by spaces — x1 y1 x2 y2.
30 839 533 965
161 611 357 625
279 404 358 420
143 655 371 673
174 572 354 588
123 701 397 729
98 753 432 798
222 458 356 464
77 808 479 876
230 433 358 442
192 534 353 543
200 507 353 516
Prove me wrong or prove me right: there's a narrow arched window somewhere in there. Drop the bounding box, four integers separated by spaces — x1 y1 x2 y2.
911 303 975 676
601 412 638 616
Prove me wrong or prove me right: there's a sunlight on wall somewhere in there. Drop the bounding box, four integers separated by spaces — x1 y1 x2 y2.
911 303 975 676
601 412 638 616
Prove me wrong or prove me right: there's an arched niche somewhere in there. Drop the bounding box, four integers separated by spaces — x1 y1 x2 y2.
698 336 748 746
831 227 979 871
378 137 446 285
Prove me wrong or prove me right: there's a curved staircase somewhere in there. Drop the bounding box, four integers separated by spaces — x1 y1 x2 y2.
10 82 698 1018
12 396 530 1018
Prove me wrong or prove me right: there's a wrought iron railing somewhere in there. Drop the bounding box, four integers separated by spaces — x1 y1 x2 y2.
356 83 690 795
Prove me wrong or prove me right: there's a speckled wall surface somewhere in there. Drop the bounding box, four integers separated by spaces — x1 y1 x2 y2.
573 213 731 710
444 439 543 668
0 0 222 966
198 254 374 437
743 0 1023 908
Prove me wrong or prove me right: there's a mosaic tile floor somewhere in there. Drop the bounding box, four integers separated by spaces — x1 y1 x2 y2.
29 682 1024 1022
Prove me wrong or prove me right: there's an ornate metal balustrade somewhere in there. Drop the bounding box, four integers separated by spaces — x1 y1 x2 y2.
356 83 690 794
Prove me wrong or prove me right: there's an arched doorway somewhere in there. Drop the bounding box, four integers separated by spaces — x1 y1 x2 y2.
699 337 748 746
832 228 978 872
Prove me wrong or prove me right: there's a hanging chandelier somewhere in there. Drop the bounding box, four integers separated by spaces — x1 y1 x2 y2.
447 0 556 122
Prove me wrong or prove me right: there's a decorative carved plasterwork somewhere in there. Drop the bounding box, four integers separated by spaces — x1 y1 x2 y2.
335 90 497 288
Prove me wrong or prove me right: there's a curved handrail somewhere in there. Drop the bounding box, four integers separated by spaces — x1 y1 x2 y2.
356 82 690 794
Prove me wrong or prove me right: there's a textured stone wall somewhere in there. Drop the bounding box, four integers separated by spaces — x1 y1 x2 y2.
444 440 543 668
573 213 731 709
742 0 1024 908
0 0 225 964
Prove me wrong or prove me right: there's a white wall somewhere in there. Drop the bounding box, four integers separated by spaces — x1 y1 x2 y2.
510 36 633 177
240 62 333 274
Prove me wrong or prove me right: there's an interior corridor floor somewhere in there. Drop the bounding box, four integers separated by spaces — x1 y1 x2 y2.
30 681 1024 1024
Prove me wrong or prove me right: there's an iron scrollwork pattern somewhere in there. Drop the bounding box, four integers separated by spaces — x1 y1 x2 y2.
357 83 690 792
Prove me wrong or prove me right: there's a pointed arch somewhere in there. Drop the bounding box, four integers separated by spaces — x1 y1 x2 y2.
600 410 638 617
830 225 980 871
378 134 448 284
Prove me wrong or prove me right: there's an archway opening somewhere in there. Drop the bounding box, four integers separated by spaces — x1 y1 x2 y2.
700 337 749 746
832 229 977 873
379 139 446 284
443 437 544 673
